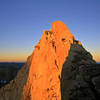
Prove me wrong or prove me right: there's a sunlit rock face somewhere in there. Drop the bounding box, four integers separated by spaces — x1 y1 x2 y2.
23 21 78 100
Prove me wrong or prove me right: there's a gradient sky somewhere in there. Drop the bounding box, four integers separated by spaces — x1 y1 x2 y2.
0 0 100 62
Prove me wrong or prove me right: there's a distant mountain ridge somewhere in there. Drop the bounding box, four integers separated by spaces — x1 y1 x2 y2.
0 62 25 88
97 62 100 64
0 62 25 68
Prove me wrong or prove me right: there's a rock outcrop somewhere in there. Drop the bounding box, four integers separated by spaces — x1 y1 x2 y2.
0 21 100 100
23 21 100 100
23 21 75 100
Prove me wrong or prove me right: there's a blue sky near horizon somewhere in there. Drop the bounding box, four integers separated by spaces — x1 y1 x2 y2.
0 0 100 62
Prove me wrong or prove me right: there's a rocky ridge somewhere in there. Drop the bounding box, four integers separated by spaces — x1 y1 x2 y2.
23 21 100 100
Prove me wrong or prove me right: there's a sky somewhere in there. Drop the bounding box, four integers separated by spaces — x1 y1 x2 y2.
0 0 100 62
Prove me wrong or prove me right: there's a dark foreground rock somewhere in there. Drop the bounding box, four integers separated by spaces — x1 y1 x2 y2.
0 63 24 88
0 55 32 100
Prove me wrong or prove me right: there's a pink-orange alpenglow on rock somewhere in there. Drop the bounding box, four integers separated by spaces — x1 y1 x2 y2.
23 21 79 100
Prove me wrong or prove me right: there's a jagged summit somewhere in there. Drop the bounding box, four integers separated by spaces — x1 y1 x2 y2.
42 21 74 42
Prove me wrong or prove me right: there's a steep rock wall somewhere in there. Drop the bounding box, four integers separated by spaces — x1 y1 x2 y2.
23 21 76 100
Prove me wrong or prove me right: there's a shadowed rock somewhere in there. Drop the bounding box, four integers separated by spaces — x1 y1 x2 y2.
61 43 100 100
0 55 32 100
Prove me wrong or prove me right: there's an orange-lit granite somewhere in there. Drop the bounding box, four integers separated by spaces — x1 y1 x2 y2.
23 21 75 100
